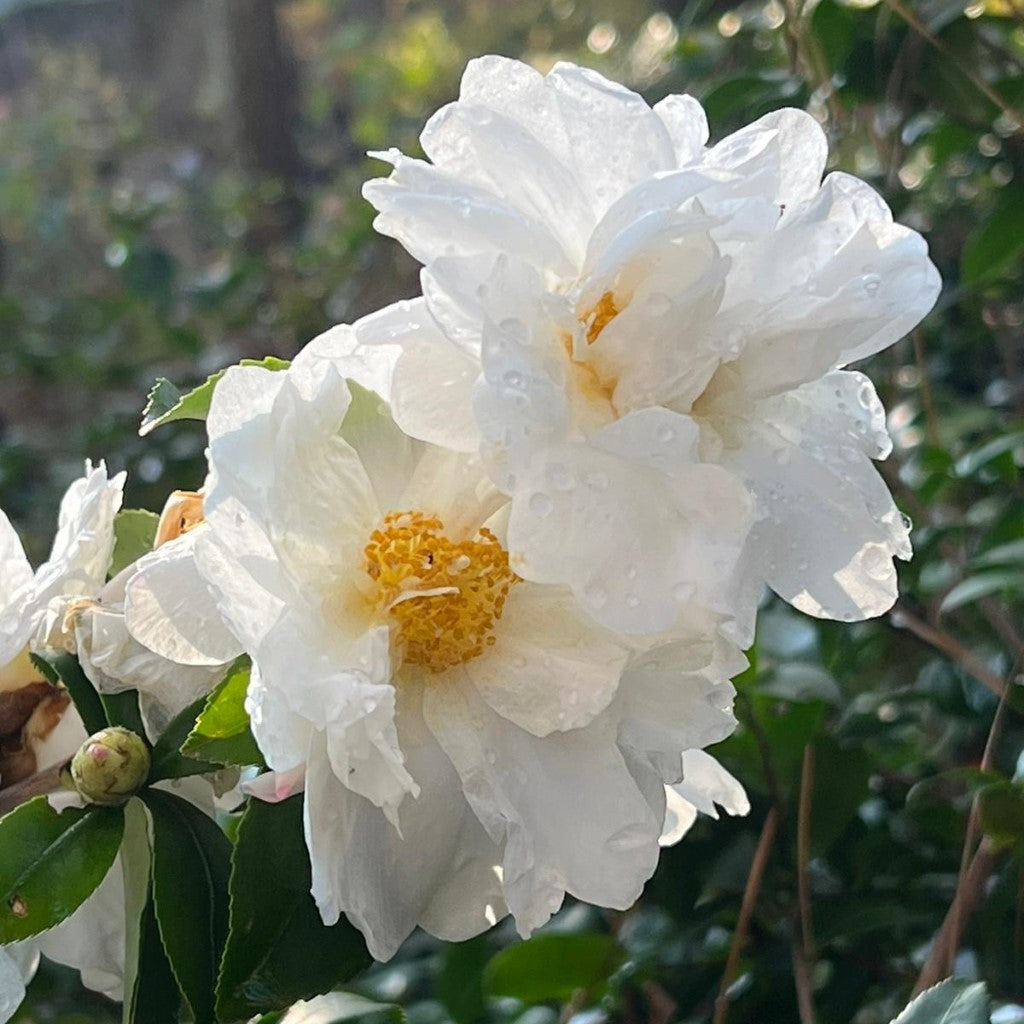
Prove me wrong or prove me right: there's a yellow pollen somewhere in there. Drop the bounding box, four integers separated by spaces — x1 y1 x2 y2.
364 511 517 674
582 291 620 345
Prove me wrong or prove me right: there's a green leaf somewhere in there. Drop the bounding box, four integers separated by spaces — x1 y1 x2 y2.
954 430 1024 478
100 689 147 738
145 789 232 1024
889 979 989 1024
972 538 1024 568
275 992 404 1024
147 691 223 782
939 570 1024 612
109 509 159 577
182 657 264 768
484 932 625 1005
216 795 371 1019
0 797 124 942
139 356 290 436
437 936 491 1024
978 781 1024 851
962 186 1024 285
122 799 179 1024
32 650 106 735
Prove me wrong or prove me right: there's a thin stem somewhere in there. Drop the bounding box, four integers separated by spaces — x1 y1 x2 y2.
797 744 818 963
891 606 1007 698
911 329 941 448
713 806 781 1024
791 921 819 1024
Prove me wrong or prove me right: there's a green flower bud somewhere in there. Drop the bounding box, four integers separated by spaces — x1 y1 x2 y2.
70 726 150 806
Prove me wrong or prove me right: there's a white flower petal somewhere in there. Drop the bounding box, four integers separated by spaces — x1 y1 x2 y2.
652 93 709 164
0 510 31 610
125 530 241 667
507 410 752 634
460 584 628 737
673 750 750 820
35 855 125 1001
719 372 910 621
423 681 661 936
390 337 480 454
302 701 505 960
295 321 401 402
706 107 828 208
0 948 27 1024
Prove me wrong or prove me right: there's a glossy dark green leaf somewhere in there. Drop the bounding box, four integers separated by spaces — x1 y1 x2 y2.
140 356 290 435
147 689 223 783
484 933 625 1005
32 650 106 735
216 794 371 1019
182 657 264 768
0 797 124 942
109 508 159 577
889 978 989 1023
100 689 147 738
437 935 491 1024
145 789 231 1024
939 570 1024 613
962 186 1024 285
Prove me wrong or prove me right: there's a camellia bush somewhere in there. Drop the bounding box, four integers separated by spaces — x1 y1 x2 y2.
0 7 1022 1024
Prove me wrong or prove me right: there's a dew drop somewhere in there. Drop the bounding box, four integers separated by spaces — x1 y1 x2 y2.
626 565 638 580
528 492 553 518
498 318 531 346
584 582 607 608
503 369 525 389
546 462 574 490
625 593 641 608
772 447 791 465
672 581 694 603
862 273 881 297
857 381 875 408
655 424 675 444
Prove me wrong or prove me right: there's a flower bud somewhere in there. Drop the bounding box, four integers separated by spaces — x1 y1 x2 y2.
70 727 150 806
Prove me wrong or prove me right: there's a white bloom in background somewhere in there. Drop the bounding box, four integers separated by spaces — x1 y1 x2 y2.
362 56 941 641
0 462 124 669
0 944 36 1024
126 331 746 959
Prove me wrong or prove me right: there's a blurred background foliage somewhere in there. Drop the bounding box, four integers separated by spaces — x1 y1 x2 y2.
0 0 1023 1021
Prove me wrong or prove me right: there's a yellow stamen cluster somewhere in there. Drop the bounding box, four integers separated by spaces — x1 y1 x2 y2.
364 511 517 674
583 291 620 345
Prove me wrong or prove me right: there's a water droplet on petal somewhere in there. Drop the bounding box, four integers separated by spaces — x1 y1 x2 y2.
862 545 893 581
857 381 875 408
528 492 553 518
498 318 531 347
656 424 675 443
503 369 525 389
546 462 574 491
772 447 791 465
625 593 641 608
584 582 607 608
862 273 881 297
672 581 694 603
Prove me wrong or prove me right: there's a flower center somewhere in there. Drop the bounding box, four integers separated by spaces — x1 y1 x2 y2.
364 511 517 674
581 290 620 345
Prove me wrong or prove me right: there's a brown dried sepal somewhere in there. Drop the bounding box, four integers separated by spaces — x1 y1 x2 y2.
0 689 71 789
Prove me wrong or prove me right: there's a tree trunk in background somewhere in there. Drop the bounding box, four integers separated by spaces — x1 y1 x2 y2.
223 0 302 180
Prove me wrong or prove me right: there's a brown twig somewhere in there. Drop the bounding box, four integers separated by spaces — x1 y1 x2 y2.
912 667 1014 994
797 744 817 963
882 0 1024 132
712 806 781 1024
911 329 941 448
791 921 819 1024
0 761 67 817
891 606 1007 698
912 839 1001 995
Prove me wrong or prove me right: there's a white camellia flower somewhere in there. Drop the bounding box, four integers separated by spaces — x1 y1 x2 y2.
126 330 747 959
360 56 942 641
0 461 124 670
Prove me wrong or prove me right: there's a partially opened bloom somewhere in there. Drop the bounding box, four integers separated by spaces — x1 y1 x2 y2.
362 56 941 640
126 330 746 959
